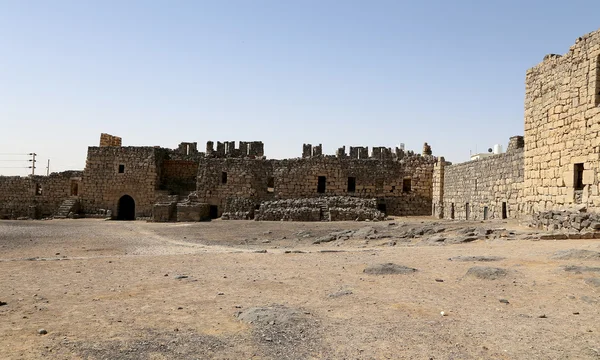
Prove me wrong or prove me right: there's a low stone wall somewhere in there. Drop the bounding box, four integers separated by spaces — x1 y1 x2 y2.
530 208 600 232
0 171 82 219
177 203 210 222
254 197 385 222
153 203 176 222
221 198 256 220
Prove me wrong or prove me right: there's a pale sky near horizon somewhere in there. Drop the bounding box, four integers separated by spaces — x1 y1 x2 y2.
1 1 599 176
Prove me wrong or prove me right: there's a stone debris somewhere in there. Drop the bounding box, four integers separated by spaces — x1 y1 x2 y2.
584 278 600 287
551 249 600 260
449 256 505 262
465 266 508 280
363 263 418 275
563 265 600 273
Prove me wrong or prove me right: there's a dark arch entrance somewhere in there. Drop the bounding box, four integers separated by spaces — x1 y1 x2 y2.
117 195 135 220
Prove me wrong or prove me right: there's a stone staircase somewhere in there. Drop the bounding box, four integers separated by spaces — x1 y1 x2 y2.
54 198 80 219
319 202 330 221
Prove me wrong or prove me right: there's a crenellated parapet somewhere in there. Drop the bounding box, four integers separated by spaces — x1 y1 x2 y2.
206 141 264 158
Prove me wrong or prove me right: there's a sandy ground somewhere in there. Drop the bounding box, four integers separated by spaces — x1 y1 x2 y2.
1 218 600 359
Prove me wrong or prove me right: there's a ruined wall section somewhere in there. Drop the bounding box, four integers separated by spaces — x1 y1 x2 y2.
81 147 158 218
196 158 273 216
197 154 436 217
272 156 435 216
0 171 82 219
441 146 524 220
524 29 600 213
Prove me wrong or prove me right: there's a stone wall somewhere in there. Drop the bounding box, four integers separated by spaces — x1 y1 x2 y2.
196 153 435 217
530 208 600 234
0 171 82 219
524 28 600 214
272 156 435 216
159 160 198 194
196 158 273 216
254 197 385 222
81 147 159 218
438 141 524 220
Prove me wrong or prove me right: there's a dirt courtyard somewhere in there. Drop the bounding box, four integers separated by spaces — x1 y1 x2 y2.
1 217 600 359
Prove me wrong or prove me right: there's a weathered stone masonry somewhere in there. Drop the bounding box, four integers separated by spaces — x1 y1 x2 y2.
0 171 82 219
433 137 524 221
196 146 436 218
524 29 600 214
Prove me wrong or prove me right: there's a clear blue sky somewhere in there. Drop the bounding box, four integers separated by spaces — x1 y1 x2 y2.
1 0 599 176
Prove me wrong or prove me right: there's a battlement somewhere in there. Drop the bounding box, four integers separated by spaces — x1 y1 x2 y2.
206 141 264 158
302 143 427 160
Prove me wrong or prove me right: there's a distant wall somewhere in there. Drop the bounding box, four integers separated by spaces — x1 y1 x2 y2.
0 171 82 219
439 144 524 220
196 154 436 217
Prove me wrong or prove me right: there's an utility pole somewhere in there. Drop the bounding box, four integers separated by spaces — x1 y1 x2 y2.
46 159 50 176
28 153 36 175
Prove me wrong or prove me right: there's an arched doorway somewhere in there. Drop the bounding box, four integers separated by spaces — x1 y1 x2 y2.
117 195 135 220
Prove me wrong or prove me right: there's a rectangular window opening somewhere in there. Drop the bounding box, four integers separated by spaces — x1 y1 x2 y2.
347 177 356 192
317 176 326 193
574 163 584 190
402 178 411 193
118 164 125 173
267 177 274 193
70 181 78 196
221 172 228 184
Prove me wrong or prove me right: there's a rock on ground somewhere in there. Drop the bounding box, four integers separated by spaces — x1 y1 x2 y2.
465 266 508 280
363 263 417 275
551 249 600 260
449 256 505 262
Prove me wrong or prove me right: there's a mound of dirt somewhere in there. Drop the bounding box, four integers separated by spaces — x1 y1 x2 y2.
236 304 321 359
449 256 505 262
551 249 600 260
237 305 305 326
465 266 508 280
363 263 417 275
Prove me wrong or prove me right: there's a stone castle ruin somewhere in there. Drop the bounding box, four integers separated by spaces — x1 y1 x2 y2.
2 28 600 228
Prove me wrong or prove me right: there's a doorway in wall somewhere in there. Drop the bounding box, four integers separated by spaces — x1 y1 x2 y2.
209 205 219 219
502 202 507 219
465 203 470 220
117 195 135 220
